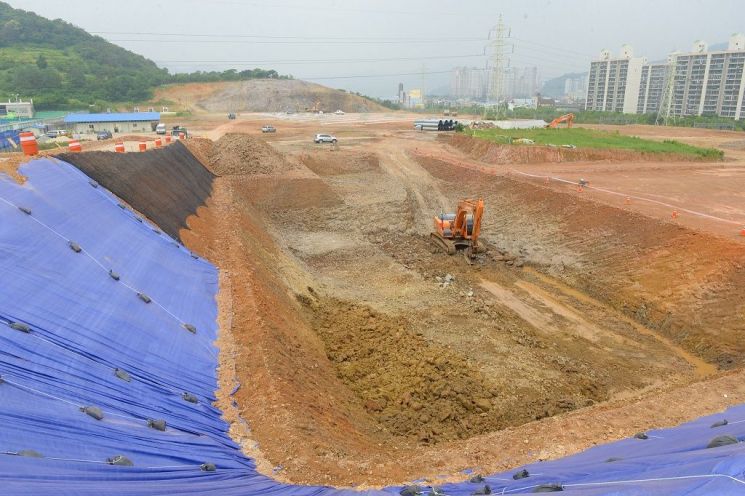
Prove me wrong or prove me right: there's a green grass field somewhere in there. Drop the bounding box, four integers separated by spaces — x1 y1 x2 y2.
468 128 724 160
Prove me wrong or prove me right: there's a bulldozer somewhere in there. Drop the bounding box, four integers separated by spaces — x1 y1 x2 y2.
431 198 485 260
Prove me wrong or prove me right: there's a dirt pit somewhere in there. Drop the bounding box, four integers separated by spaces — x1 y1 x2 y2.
173 127 745 486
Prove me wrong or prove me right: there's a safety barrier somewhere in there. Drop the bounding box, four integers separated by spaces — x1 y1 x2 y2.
2 157 745 495
19 131 38 156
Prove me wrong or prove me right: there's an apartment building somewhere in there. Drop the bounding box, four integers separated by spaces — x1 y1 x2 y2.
585 45 646 114
636 60 670 114
666 34 745 119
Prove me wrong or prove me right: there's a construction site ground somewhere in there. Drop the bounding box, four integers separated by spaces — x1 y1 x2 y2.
11 113 745 488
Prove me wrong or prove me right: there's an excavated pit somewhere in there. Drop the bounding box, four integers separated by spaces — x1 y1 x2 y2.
60 132 745 487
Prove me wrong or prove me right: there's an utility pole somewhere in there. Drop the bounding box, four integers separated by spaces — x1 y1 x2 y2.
656 53 678 126
421 63 427 108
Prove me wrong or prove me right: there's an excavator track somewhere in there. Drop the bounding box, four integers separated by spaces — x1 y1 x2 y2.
430 232 456 255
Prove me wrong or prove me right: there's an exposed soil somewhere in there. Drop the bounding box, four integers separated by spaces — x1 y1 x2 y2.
59 141 214 241
0 152 30 183
65 115 745 488
449 133 717 164
152 79 388 113
304 295 509 443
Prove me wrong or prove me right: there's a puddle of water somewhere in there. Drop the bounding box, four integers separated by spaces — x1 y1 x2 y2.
522 267 717 378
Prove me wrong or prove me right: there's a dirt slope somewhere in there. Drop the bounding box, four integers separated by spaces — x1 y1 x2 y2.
59 141 214 241
154 79 388 113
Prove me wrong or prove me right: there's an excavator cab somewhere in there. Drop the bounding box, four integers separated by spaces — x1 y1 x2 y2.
431 198 485 260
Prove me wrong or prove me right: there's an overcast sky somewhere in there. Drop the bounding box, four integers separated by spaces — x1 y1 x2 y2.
8 0 744 97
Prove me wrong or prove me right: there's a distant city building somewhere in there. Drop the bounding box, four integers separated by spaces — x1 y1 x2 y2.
407 89 424 108
64 112 160 134
504 66 540 99
450 67 486 100
0 99 34 119
585 45 646 114
563 76 587 101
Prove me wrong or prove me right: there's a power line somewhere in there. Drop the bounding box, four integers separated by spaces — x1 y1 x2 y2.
303 69 453 81
509 36 594 57
106 38 484 45
176 0 487 18
91 31 486 42
155 53 486 66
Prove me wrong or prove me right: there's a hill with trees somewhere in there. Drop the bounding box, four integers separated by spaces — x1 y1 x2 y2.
0 2 291 109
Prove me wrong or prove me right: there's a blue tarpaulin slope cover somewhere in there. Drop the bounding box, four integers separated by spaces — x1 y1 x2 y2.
1 157 745 495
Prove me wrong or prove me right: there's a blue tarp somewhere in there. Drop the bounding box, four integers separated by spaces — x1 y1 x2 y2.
1 157 744 495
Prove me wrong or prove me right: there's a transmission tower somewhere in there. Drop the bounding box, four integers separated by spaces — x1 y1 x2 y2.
655 53 678 126
487 14 508 105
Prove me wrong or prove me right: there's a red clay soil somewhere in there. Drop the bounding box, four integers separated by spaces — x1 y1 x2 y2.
173 141 745 488
59 141 214 241
415 154 745 369
449 133 711 164
0 152 31 183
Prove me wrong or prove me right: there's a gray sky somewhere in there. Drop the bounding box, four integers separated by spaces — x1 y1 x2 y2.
8 0 744 97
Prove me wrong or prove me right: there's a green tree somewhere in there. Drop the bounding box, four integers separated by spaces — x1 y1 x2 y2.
36 54 48 69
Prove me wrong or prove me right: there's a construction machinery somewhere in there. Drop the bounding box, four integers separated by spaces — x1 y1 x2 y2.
547 113 575 128
431 198 485 259
305 100 322 113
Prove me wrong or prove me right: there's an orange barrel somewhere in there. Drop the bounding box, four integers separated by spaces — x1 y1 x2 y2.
114 142 125 153
165 135 172 144
19 132 39 156
139 142 147 152
68 140 82 153
154 138 162 148
178 132 185 140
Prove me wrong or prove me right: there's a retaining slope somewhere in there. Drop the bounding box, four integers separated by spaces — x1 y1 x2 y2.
1 158 744 495
59 141 214 241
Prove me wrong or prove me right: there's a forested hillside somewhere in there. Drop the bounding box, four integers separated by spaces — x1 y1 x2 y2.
0 2 289 109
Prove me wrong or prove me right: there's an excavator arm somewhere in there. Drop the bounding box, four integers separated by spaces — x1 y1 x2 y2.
547 113 575 129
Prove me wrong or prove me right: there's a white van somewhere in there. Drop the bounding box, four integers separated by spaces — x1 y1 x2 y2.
155 123 166 135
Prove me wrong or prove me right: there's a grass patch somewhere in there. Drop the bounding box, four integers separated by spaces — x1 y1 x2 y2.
469 128 724 160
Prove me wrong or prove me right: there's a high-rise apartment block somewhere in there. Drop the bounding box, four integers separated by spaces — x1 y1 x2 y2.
586 34 745 120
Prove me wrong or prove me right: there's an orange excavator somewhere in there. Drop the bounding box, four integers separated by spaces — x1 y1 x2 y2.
547 113 575 128
431 198 485 260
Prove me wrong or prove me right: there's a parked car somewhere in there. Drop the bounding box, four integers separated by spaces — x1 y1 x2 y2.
155 123 167 135
228 113 236 120
334 110 345 115
170 126 188 137
261 125 276 133
96 130 113 140
314 133 337 144
46 129 68 138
